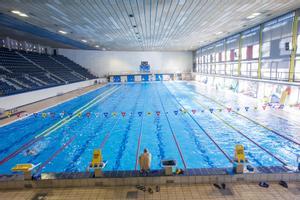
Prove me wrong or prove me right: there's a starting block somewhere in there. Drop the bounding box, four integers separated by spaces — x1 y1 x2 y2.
11 163 40 180
233 145 246 174
234 145 246 163
161 160 177 176
89 149 107 177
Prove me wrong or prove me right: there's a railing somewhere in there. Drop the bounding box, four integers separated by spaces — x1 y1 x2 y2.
195 70 300 82
107 70 189 76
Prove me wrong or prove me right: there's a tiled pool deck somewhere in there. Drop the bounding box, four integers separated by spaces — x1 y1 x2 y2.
0 182 299 200
0 166 299 189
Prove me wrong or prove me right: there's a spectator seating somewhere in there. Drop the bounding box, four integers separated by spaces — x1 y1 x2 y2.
0 47 97 96
51 55 97 79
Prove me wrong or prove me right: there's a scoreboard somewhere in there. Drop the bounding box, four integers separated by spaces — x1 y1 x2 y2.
140 61 150 72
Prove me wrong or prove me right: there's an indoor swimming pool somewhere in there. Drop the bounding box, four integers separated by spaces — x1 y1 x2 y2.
0 81 299 175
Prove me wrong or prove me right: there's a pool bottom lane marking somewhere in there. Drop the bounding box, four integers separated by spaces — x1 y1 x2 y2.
99 132 110 149
34 135 76 175
134 112 145 171
64 86 130 172
113 86 143 170
155 84 187 169
190 82 300 146
0 137 42 165
99 116 122 149
163 83 233 164
134 84 147 171
0 86 120 166
171 83 287 166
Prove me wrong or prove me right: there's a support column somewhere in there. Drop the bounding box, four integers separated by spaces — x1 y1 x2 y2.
237 34 242 76
289 9 299 82
257 24 264 79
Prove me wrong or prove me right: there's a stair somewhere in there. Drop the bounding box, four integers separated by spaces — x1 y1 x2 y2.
30 75 48 86
24 75 43 87
2 77 22 90
10 77 30 88
16 51 67 84
50 56 86 80
0 66 12 73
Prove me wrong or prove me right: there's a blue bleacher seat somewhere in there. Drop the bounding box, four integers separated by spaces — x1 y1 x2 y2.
0 47 97 96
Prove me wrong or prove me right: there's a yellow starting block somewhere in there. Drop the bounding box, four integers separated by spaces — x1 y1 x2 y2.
89 149 104 168
92 149 102 165
5 111 12 118
234 145 246 163
11 163 40 180
89 149 107 178
11 163 34 173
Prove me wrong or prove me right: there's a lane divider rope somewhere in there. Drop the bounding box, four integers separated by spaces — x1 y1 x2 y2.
0 86 120 166
34 135 76 175
172 83 287 166
36 86 120 138
155 84 187 169
134 87 146 171
190 82 300 146
164 83 233 163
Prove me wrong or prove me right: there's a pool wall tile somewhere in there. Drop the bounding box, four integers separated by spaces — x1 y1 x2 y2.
172 176 181 184
125 177 135 186
195 176 202 183
14 181 24 189
225 175 233 182
152 177 160 185
118 178 126 185
188 175 196 184
145 177 152 184
281 173 289 181
1 170 300 189
180 176 189 184
201 176 209 183
135 177 144 185
52 180 59 187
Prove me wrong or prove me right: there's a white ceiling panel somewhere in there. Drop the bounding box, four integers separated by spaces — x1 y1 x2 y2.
0 0 300 51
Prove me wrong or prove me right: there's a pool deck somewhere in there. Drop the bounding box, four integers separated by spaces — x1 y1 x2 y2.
0 182 299 200
0 166 299 190
0 83 105 127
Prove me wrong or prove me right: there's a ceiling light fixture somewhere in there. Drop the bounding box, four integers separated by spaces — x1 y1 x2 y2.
11 10 21 14
246 12 261 19
18 13 28 17
81 39 87 43
11 10 28 17
95 45 99 48
252 12 261 16
215 31 223 35
58 30 67 34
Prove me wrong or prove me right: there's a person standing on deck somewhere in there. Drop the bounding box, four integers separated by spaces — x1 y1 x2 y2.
139 148 151 175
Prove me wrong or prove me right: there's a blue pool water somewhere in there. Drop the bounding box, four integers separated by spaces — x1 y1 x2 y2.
0 81 299 175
